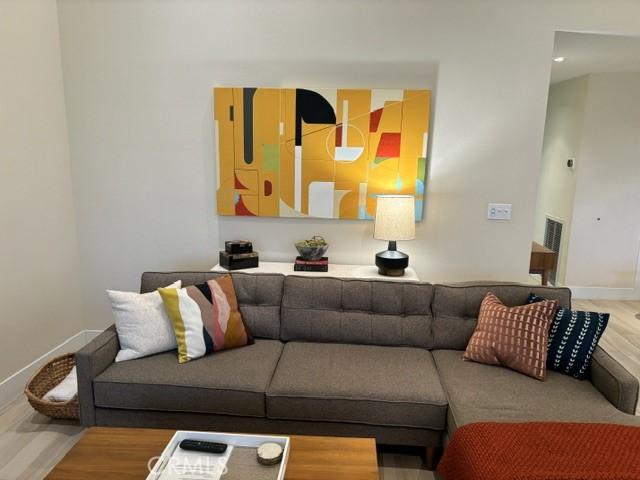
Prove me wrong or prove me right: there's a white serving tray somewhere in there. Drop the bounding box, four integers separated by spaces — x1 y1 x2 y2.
147 430 290 480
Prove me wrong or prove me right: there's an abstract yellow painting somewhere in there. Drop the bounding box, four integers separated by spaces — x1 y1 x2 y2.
214 88 430 220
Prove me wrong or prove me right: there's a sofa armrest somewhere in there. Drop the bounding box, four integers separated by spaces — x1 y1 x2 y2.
590 346 638 415
76 325 119 426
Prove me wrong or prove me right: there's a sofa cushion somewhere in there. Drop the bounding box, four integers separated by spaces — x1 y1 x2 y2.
281 276 434 347
266 342 447 429
140 272 283 339
432 349 640 435
93 339 283 417
431 283 572 350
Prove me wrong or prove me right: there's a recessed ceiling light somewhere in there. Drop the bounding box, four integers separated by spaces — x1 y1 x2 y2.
553 56 566 63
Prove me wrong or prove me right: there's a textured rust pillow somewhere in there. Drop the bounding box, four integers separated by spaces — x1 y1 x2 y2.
463 292 559 380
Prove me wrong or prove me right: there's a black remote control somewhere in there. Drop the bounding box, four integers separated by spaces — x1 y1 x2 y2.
179 439 228 454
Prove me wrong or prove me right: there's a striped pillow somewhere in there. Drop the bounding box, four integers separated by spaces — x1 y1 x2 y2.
158 275 253 363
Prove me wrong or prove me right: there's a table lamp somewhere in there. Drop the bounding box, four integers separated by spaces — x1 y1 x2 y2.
374 195 416 276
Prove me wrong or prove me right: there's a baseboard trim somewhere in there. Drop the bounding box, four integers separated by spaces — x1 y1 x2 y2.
570 286 640 300
0 329 103 411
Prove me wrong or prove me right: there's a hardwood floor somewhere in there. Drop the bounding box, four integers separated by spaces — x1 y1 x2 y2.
0 398 83 480
1 298 638 480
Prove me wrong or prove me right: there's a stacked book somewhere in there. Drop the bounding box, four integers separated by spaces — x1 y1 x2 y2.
294 256 329 272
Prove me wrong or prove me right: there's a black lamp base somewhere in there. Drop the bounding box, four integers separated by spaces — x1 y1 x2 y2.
375 241 409 276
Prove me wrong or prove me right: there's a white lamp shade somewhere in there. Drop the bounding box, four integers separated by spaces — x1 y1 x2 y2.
373 195 416 241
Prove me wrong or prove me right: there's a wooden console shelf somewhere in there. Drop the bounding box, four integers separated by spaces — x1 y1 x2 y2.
529 241 558 286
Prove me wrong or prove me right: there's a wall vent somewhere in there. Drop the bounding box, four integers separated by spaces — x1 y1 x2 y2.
544 217 563 285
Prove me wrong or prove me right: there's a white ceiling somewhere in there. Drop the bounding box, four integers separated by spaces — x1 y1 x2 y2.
551 31 640 84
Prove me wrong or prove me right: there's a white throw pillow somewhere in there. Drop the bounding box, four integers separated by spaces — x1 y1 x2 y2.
108 280 181 362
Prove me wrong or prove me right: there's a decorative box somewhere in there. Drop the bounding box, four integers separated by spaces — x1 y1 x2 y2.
219 251 259 270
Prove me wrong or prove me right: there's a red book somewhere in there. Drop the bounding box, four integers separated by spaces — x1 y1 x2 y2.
295 256 329 265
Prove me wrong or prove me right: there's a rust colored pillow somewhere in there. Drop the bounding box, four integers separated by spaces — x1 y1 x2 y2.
463 292 559 380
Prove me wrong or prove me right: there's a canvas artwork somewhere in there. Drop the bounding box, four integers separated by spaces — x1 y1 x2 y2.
213 88 430 220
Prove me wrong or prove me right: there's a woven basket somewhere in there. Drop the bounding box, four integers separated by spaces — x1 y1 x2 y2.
24 353 79 420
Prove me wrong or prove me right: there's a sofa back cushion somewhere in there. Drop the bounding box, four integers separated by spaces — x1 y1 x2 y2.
431 282 572 350
140 272 283 340
281 276 434 348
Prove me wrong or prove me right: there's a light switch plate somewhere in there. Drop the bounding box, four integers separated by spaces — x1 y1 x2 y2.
488 203 512 220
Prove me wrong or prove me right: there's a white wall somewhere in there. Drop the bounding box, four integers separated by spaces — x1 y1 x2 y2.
565 73 640 291
56 0 640 328
533 76 588 285
0 0 84 380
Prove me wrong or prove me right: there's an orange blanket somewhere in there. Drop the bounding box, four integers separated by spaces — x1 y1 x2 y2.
437 422 640 480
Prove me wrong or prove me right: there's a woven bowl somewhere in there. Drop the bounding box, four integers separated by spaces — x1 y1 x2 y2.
295 243 329 261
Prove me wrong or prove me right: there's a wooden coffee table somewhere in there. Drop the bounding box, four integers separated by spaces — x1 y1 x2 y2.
45 427 379 480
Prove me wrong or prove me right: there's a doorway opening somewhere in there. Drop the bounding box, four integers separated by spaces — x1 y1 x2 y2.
530 31 640 294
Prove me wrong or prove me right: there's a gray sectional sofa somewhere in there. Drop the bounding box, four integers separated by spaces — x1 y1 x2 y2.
77 272 640 454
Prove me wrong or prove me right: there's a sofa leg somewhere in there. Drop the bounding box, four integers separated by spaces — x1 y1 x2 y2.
425 446 441 471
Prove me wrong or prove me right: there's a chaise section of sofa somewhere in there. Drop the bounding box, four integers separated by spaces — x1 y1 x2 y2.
433 348 640 436
429 282 640 436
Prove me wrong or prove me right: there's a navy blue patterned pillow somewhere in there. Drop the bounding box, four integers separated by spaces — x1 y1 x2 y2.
527 294 608 379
